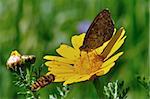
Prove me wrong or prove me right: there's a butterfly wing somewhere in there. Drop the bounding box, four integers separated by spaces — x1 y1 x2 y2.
80 9 114 52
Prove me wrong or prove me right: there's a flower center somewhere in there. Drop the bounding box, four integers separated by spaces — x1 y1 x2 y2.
74 51 104 75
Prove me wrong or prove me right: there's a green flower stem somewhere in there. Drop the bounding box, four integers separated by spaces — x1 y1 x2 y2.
26 67 39 99
93 78 104 99
26 68 30 83
29 91 39 99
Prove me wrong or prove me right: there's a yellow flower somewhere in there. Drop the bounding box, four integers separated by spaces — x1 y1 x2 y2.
44 27 126 85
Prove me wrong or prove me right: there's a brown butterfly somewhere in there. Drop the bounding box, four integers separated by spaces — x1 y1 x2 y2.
80 9 114 52
30 74 55 91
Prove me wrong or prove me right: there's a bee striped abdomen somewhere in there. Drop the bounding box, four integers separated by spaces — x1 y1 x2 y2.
31 74 55 91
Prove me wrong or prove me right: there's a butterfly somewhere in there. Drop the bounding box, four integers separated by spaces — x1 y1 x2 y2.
80 9 114 52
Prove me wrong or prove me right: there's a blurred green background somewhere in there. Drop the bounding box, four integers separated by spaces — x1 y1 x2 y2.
0 0 149 99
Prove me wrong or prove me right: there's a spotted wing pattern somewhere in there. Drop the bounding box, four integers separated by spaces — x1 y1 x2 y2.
80 9 114 52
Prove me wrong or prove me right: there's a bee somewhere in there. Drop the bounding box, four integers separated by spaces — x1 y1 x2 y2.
30 74 55 91
6 50 36 71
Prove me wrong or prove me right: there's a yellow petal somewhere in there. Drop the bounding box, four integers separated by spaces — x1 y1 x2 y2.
101 27 124 59
106 36 126 59
49 68 74 74
118 28 125 40
47 69 75 79
63 75 91 85
71 33 85 51
96 62 115 76
113 28 117 35
95 71 104 76
46 72 75 82
46 72 66 82
106 29 126 59
74 75 91 82
48 66 74 72
102 63 115 74
54 76 69 82
56 44 80 60
102 52 123 68
54 77 66 82
95 40 109 55
63 75 82 85
44 55 75 64
46 62 74 74
45 61 71 66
